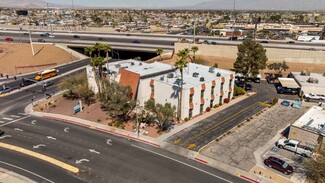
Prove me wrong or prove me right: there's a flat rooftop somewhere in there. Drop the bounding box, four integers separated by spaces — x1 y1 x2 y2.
154 63 234 89
292 72 325 88
107 59 174 78
292 106 325 135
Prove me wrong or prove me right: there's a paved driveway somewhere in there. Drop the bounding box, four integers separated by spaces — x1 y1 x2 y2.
200 105 305 171
166 81 278 151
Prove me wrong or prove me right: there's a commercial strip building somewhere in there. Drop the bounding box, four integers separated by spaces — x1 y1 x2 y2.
289 72 325 96
87 59 235 120
288 106 325 149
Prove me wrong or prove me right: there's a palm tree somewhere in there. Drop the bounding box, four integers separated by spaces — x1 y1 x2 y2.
191 46 198 62
174 53 188 122
90 55 105 79
156 48 163 61
84 46 95 62
95 43 111 68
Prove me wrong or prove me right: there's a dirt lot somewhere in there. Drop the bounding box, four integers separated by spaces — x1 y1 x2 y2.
0 43 77 76
163 54 325 77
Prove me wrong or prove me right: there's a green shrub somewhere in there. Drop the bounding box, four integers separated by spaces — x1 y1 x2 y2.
119 123 126 129
272 97 279 105
234 85 246 96
63 93 68 98
184 117 189 122
206 107 211 112
214 104 219 108
223 98 230 103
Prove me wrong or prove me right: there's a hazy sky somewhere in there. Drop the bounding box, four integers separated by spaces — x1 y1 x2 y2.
46 0 203 8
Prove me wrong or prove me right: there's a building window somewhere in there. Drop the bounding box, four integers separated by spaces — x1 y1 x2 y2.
201 90 204 99
219 96 223 104
229 80 232 88
200 104 204 114
220 82 224 91
211 86 215 95
189 109 193 118
210 100 213 108
189 94 193 103
228 92 231 99
151 85 154 94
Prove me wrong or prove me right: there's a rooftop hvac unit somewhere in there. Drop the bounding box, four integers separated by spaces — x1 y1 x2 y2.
301 70 310 76
131 62 134 66
192 72 199 78
115 64 121 68
160 76 165 81
200 77 205 82
216 72 221 77
209 67 215 73
307 77 319 83
167 73 174 78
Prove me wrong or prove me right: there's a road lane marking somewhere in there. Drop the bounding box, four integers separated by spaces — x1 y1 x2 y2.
0 142 79 173
18 113 29 116
180 103 259 146
131 144 234 183
10 115 21 118
0 160 55 183
2 117 13 121
0 121 4 124
0 116 30 127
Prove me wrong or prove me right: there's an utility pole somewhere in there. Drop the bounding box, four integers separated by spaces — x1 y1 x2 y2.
47 3 54 45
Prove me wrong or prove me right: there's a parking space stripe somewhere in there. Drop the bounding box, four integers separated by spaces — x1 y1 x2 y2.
10 115 21 118
2 117 13 121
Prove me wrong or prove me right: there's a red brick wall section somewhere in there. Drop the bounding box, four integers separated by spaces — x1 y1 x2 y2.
119 69 140 100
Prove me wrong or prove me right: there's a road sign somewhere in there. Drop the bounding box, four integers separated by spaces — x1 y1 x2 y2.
73 100 82 113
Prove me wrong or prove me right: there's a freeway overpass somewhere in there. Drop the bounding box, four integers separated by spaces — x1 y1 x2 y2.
1 29 325 52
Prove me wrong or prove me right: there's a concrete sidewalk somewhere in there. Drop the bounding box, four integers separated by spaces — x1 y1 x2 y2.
0 167 35 183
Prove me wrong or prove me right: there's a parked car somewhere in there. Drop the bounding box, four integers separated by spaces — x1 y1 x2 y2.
4 37 13 41
73 35 80 38
0 87 12 94
0 32 4 35
281 100 291 107
211 41 218 45
260 40 269 43
49 35 55 38
304 93 325 101
23 32 29 35
308 48 317 51
264 156 294 175
276 139 314 158
132 40 140 43
38 39 45 42
98 37 105 41
236 81 252 91
276 86 298 95
203 39 210 44
40 33 47 37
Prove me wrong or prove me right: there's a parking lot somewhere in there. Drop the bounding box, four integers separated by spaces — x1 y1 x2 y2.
200 104 306 172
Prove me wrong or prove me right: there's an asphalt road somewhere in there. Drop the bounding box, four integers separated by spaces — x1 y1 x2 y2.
167 81 278 151
0 73 247 183
1 31 325 51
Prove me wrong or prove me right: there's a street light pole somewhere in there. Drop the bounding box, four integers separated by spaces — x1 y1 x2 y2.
47 3 54 45
28 30 35 56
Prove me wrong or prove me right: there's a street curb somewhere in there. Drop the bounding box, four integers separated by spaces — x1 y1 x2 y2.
41 115 161 148
237 174 260 183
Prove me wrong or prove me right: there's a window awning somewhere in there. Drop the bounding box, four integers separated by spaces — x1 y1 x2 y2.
278 78 300 89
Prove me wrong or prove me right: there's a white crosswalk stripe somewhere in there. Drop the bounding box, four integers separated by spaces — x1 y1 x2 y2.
18 113 29 116
10 115 21 118
2 117 13 121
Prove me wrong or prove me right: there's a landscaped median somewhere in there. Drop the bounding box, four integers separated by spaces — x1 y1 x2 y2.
0 142 79 173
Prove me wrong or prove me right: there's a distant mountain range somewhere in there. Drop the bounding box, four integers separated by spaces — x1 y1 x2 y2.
185 0 325 11
1 0 325 11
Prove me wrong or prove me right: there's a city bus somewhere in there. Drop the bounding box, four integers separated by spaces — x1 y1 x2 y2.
34 69 58 81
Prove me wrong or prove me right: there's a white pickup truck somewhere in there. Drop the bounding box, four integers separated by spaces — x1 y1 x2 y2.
276 139 314 158
304 93 325 101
